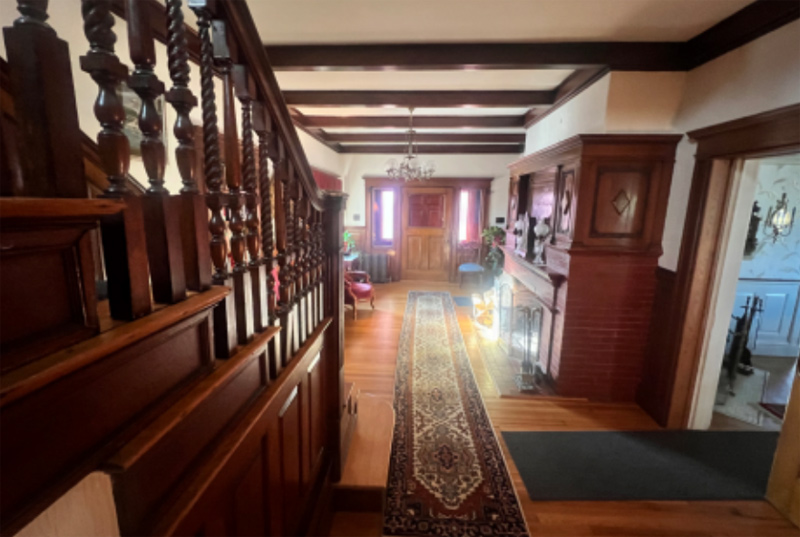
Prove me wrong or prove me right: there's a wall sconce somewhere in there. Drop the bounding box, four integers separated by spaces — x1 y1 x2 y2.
764 192 796 243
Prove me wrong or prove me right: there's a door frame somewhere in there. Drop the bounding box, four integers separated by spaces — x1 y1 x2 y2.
665 103 800 525
363 176 493 282
667 103 800 429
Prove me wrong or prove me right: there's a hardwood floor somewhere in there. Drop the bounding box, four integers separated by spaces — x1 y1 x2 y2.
334 280 799 537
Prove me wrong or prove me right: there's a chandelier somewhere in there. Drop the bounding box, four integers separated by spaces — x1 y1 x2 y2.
386 107 435 181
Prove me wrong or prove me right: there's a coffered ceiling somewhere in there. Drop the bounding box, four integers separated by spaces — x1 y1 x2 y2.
244 0 799 155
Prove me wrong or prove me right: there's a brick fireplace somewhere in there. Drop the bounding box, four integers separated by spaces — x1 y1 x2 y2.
499 134 680 401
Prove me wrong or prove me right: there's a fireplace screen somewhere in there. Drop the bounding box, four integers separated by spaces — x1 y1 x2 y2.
497 280 545 392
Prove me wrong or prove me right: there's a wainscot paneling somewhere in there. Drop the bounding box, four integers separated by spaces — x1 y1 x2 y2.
0 290 226 535
125 319 331 537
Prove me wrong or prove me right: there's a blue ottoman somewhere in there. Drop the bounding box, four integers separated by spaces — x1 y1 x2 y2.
458 263 485 287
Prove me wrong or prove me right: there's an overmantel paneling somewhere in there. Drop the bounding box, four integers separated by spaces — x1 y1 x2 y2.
500 134 680 402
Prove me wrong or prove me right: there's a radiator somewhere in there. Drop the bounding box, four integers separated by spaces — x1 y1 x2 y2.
357 252 391 283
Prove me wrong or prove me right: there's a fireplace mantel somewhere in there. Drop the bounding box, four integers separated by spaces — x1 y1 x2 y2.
498 134 680 402
500 246 564 312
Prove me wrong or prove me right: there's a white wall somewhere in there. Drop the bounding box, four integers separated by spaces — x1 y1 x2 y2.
521 20 800 270
663 20 800 269
332 153 515 227
297 129 345 177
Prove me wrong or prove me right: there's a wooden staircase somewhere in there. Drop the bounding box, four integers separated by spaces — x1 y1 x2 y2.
0 1 353 536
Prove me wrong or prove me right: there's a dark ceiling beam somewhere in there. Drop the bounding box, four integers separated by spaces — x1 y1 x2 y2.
339 144 524 154
282 90 554 107
266 1 799 72
327 133 525 143
268 42 682 71
298 115 526 128
685 0 800 69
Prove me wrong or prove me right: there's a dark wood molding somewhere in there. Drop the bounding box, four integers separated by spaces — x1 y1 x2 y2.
266 42 684 71
363 176 494 189
685 0 800 69
297 115 526 129
687 103 800 158
282 90 555 107
265 1 799 72
328 132 525 144
664 103 800 428
526 67 610 128
340 144 524 154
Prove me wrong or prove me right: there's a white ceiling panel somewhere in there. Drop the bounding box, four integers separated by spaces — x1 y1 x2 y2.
319 128 525 134
294 106 534 117
250 0 752 45
276 70 573 91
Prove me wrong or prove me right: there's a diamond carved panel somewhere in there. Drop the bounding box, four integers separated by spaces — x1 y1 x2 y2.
611 189 631 215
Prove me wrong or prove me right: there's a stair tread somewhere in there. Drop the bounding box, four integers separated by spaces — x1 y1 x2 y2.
337 393 394 490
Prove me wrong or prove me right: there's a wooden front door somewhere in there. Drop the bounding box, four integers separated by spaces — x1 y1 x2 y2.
401 188 452 281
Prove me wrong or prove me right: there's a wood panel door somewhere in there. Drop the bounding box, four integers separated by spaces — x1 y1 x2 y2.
401 188 453 281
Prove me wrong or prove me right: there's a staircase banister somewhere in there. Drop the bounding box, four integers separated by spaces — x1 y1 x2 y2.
218 0 326 211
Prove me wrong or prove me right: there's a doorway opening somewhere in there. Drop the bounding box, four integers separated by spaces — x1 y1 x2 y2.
693 155 800 433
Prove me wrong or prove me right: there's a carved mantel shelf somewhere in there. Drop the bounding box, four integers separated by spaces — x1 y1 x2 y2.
500 246 565 313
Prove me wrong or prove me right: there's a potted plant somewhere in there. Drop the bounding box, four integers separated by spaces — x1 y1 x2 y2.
481 226 506 278
343 230 357 254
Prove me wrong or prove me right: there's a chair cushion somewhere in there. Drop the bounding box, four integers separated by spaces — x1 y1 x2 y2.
350 282 373 299
458 263 485 273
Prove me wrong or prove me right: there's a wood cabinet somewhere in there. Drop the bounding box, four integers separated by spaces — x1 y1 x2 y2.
505 134 681 401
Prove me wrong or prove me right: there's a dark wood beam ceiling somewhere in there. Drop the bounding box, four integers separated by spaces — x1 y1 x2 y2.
339 144 524 154
326 133 525 143
282 90 554 107
296 115 526 128
268 42 682 71
266 1 799 72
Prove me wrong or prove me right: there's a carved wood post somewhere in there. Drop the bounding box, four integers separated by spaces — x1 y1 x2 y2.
254 102 276 325
166 0 212 292
214 21 253 346
127 0 186 304
275 142 294 364
234 65 267 334
323 191 347 481
190 0 236 357
4 0 85 198
80 0 152 320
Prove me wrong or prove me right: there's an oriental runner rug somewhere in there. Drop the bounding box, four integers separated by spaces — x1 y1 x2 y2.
384 292 528 537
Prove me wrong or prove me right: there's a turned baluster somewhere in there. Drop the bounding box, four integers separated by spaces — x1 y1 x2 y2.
80 0 130 197
165 0 198 194
190 0 227 284
80 0 152 320
127 0 186 304
166 0 211 291
254 101 277 323
191 0 237 357
276 145 296 360
213 21 247 276
127 0 166 194
234 65 266 333
216 18 253 344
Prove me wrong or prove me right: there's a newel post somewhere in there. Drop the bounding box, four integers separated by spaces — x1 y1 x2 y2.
323 190 347 481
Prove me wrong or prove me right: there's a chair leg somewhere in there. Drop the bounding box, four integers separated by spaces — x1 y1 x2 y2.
370 295 375 309
353 302 358 320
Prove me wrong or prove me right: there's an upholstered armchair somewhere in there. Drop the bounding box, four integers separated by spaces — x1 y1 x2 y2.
344 270 375 320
